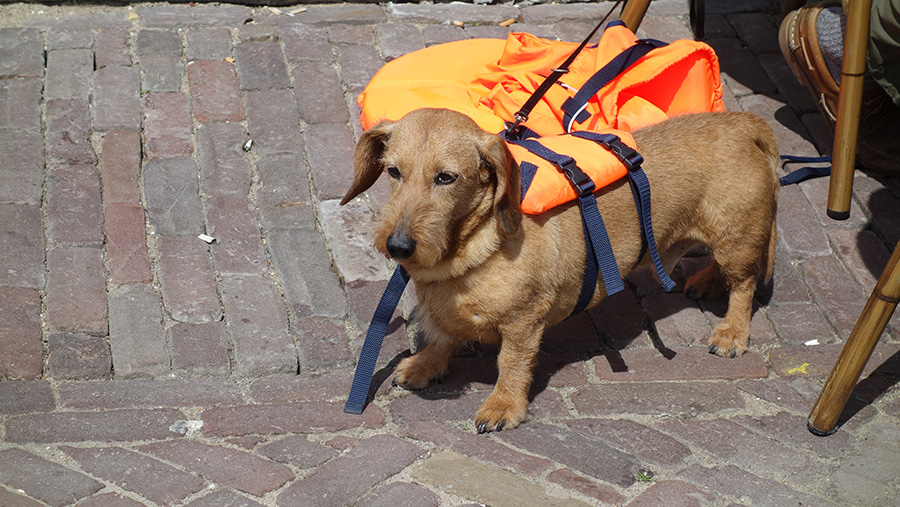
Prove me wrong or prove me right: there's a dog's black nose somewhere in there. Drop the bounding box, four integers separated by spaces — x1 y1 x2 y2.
386 233 416 259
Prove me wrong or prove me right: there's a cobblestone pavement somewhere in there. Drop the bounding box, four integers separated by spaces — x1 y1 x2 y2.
1 0 900 505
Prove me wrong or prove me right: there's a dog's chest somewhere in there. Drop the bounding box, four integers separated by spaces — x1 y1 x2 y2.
418 282 503 343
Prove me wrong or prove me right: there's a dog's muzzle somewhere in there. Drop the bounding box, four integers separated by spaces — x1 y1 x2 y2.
386 232 416 260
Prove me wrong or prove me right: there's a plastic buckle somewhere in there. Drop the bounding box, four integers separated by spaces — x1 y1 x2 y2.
606 140 644 171
554 157 596 197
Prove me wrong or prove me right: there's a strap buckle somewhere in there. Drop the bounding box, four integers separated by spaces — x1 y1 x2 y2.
604 139 644 171
553 157 596 197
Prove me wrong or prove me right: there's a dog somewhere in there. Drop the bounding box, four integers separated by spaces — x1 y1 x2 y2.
341 108 779 433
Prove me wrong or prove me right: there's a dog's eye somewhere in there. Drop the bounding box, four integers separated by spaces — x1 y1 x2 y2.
434 172 458 185
387 166 401 179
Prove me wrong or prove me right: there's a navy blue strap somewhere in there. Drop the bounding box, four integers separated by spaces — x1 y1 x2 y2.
779 155 832 186
561 39 666 132
570 131 677 292
345 265 410 414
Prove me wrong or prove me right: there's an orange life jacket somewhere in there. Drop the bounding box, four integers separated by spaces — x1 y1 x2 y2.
358 22 724 214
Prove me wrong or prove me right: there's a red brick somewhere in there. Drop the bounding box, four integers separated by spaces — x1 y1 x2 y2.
59 378 242 409
0 204 44 288
0 379 54 415
94 29 131 68
276 435 423 506
142 92 194 159
248 370 354 403
565 418 691 467
73 492 146 507
570 382 745 416
187 59 245 123
297 315 355 370
62 446 206 505
140 440 294 496
592 347 768 381
767 302 838 345
244 89 303 157
46 247 108 335
5 408 185 443
46 98 96 165
0 449 102 507
234 40 290 90
0 287 42 379
627 480 715 507
206 195 268 276
157 235 222 323
47 333 112 380
804 255 868 338
170 321 231 376
357 482 440 507
46 163 103 245
257 435 338 469
104 202 152 284
678 464 839 507
202 401 385 437
99 129 142 205
546 468 626 505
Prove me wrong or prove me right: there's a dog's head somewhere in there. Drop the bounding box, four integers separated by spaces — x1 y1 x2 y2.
341 108 522 272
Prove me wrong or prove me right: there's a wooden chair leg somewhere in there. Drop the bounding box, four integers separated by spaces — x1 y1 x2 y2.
808 240 900 435
619 0 651 32
826 0 872 220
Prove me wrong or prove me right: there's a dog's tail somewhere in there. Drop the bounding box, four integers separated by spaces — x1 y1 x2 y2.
753 119 781 283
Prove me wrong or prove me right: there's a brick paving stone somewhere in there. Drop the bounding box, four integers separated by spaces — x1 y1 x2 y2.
564 418 691 467
259 200 318 232
0 488 43 507
143 158 205 236
776 184 833 257
859 178 900 248
626 480 716 507
47 333 112 380
497 421 639 488
295 314 355 370
247 370 354 403
329 23 374 44
658 417 828 487
828 227 892 291
45 49 93 100
255 152 310 207
244 89 304 156
220 276 298 376
0 379 54 415
803 255 867 338
108 283 169 378
409 451 591 507
539 310 602 354
282 24 333 62
0 205 44 288
182 490 266 507
588 289 652 350
337 44 384 91
377 23 425 61
157 235 222 323
137 4 252 28
267 229 348 319
234 40 291 90
188 60 246 123
139 53 184 93
104 202 153 284
388 390 491 428
305 123 357 201
292 60 350 125
678 464 838 506
142 92 194 159
532 352 589 389
46 164 103 245
4 408 184 443
99 129 142 205
46 247 108 335
768 302 839 345
0 77 41 130
730 411 853 459
202 401 385 436
46 99 96 165
277 435 423 506
423 24 467 46
401 420 552 477
547 469 626 505
465 25 511 40
319 199 392 282
571 381 745 416
206 195 268 276
0 286 42 379
93 65 141 130
592 346 767 381
140 440 294 496
61 446 207 505
641 293 712 347
136 29 182 55
257 435 338 469
59 378 241 409
0 28 43 77
186 27 234 60
0 130 43 205
757 52 820 115
356 482 440 507
739 93 821 159
0 449 103 507
47 27 93 50
769 243 812 304
829 423 900 506
390 3 518 24
75 492 146 507
94 29 132 68
285 4 385 25
170 321 231 376
197 122 252 196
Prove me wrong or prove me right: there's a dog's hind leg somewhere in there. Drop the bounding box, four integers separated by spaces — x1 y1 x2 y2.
707 275 755 358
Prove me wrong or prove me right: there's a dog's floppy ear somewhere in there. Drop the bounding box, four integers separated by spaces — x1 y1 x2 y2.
340 120 396 205
479 133 522 236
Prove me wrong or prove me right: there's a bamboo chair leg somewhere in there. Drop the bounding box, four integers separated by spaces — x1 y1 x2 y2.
620 0 651 32
808 240 900 435
827 0 872 220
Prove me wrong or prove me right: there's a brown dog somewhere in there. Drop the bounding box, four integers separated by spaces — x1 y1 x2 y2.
341 108 779 433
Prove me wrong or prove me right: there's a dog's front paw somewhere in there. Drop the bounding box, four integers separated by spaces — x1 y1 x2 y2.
392 355 446 390
474 392 527 433
707 324 749 359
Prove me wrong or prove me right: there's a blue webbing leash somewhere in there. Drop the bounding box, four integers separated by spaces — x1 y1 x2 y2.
779 155 832 186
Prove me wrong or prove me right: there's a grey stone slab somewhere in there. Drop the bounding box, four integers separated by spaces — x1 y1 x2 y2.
109 284 169 378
